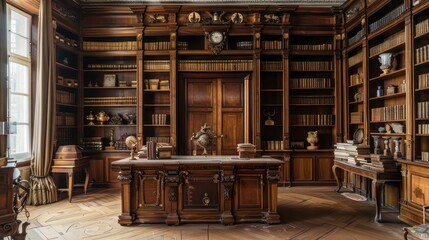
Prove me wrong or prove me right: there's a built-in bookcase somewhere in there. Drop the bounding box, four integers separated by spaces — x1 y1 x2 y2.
53 19 81 146
81 35 138 151
413 4 429 163
367 0 407 157
289 35 336 150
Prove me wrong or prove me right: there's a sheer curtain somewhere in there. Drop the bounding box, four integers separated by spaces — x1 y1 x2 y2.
29 0 57 205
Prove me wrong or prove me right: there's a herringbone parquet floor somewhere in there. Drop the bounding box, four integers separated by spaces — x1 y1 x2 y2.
12 186 407 240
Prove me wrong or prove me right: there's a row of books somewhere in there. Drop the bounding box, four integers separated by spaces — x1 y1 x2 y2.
369 4 406 33
236 41 253 50
417 101 429 118
86 64 137 70
261 40 282 50
178 60 253 71
56 128 76 146
417 72 429 89
82 41 137 51
81 137 103 151
56 112 75 126
144 41 170 51
348 29 363 46
365 154 399 172
369 30 405 57
415 18 429 37
290 114 335 126
290 78 333 89
415 44 429 64
371 105 405 122
422 152 429 161
290 95 334 105
418 124 429 134
55 33 79 49
261 61 283 71
348 51 362 67
150 114 168 125
83 97 137 105
290 43 333 51
56 90 76 105
144 60 170 70
290 61 333 71
263 140 284 150
177 41 189 50
349 73 363 86
146 136 170 143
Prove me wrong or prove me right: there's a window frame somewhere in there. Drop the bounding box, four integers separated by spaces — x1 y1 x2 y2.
6 4 32 161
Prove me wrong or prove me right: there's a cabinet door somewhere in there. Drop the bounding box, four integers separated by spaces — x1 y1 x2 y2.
235 173 264 210
88 158 104 184
180 171 220 210
316 156 334 181
292 156 313 181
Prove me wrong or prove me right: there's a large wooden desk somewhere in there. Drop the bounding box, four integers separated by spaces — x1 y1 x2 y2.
332 159 401 222
112 156 282 226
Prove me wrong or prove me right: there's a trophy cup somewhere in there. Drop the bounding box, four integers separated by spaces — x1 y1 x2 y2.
263 109 275 126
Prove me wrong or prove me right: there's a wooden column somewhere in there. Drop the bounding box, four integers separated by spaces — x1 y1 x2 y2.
220 166 234 225
165 167 179 225
117 168 134 226
265 168 280 224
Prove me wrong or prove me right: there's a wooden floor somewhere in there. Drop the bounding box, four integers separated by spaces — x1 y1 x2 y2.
13 186 407 240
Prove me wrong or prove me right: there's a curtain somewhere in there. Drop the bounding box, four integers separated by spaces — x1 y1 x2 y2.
0 1 7 158
29 0 57 205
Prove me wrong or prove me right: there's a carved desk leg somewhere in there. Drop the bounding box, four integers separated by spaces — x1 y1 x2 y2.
372 180 384 222
220 167 235 225
266 169 280 224
165 171 180 226
117 169 134 226
332 164 342 192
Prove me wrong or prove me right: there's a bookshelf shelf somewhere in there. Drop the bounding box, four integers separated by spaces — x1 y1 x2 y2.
369 68 406 82
84 86 137 90
416 87 429 92
84 125 137 127
369 92 406 101
370 119 406 123
83 69 137 72
84 104 137 107
56 62 78 71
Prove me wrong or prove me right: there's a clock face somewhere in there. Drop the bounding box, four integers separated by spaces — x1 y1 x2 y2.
209 31 224 44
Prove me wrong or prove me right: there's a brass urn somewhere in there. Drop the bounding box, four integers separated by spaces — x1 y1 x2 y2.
96 111 110 125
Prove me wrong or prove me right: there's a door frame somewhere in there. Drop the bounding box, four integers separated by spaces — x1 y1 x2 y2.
177 72 251 155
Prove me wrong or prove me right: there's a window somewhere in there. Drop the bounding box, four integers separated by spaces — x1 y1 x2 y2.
7 5 31 160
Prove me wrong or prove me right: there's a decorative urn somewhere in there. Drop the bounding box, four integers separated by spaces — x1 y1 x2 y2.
378 53 394 75
306 131 319 150
96 111 110 125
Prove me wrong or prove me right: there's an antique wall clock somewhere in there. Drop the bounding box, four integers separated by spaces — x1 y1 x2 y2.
207 30 226 54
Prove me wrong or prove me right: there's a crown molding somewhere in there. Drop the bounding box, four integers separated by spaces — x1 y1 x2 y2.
78 0 346 6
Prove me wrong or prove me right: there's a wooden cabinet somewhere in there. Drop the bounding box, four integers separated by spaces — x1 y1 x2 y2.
290 151 335 185
398 0 429 225
0 163 18 237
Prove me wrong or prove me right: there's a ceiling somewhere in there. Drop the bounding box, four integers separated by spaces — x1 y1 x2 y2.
77 0 347 7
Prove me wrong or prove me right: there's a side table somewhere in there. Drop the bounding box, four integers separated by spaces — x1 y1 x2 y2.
51 157 90 202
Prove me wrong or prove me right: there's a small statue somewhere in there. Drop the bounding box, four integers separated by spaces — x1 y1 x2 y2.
105 128 115 150
306 131 319 150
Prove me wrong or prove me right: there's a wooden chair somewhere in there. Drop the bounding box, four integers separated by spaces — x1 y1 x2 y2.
403 205 429 240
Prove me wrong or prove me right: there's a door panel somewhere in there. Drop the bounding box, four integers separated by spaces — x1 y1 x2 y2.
182 76 245 155
222 113 243 154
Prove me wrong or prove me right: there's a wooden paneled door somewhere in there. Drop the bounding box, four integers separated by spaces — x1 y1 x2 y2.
179 74 246 155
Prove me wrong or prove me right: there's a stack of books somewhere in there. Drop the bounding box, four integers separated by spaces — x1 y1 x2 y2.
368 154 399 172
237 143 256 159
334 142 370 165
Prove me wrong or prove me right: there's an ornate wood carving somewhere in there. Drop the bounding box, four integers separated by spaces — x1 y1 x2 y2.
117 170 132 182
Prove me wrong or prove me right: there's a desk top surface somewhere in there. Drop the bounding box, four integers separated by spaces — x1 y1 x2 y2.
112 155 283 166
